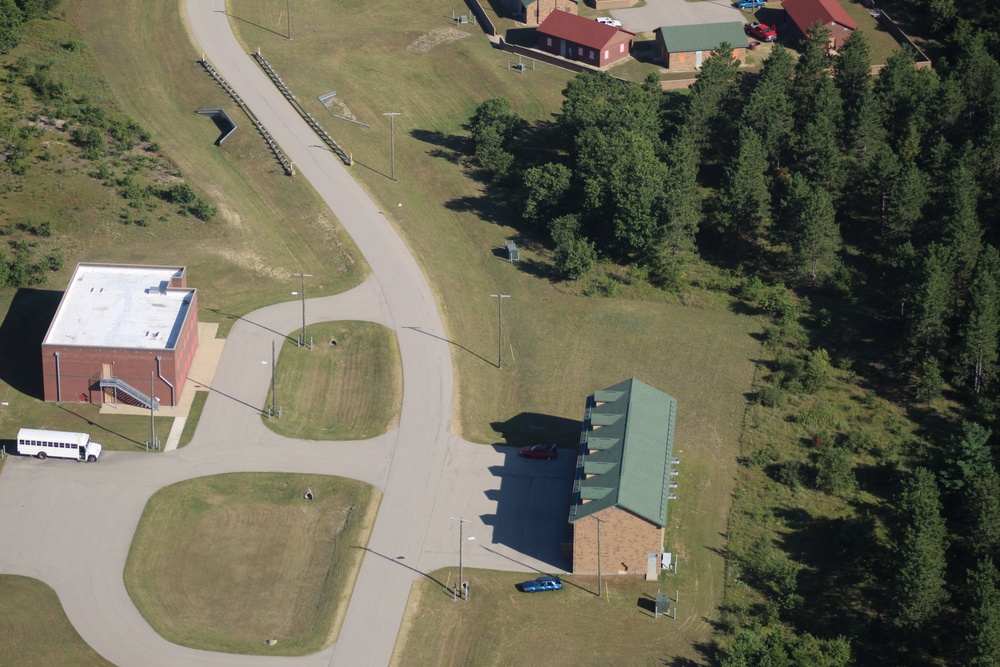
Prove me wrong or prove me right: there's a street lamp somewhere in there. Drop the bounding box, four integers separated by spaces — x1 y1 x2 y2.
490 294 510 369
451 517 474 600
292 273 313 347
383 112 401 181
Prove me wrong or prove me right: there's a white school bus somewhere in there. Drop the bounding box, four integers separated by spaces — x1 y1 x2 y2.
16 428 102 462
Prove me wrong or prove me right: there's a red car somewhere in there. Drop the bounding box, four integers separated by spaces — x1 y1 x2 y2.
519 443 558 460
745 22 777 42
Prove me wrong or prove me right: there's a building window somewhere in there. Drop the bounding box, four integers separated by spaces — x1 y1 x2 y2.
547 37 552 47
578 46 584 56
590 49 595 59
620 43 625 53
604 49 609 59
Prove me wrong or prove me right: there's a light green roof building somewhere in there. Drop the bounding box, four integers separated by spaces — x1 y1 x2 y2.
569 378 677 527
656 22 748 53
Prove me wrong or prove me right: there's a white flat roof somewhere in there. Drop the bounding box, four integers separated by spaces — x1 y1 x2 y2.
44 264 194 350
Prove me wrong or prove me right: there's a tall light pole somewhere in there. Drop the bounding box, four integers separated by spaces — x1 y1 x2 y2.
383 112 401 181
293 273 313 347
287 0 291 39
489 294 510 369
451 517 473 600
593 514 605 597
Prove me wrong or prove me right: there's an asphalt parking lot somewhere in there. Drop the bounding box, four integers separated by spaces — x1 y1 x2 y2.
611 0 747 34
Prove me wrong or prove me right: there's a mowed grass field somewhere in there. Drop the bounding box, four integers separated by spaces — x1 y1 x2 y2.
265 321 402 440
124 473 380 655
393 569 696 667
0 576 115 667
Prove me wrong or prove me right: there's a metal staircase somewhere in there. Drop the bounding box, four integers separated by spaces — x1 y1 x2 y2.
99 377 159 411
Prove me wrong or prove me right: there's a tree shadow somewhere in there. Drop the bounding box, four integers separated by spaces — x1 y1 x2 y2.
219 10 289 40
409 128 472 165
0 288 63 399
490 411 580 446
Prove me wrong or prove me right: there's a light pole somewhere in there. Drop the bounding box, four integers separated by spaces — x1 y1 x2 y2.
593 514 605 597
287 0 291 39
383 112 401 181
490 294 510 369
451 517 473 600
293 273 313 347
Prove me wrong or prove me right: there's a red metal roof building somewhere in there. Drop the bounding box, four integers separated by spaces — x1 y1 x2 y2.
536 11 636 69
783 0 857 50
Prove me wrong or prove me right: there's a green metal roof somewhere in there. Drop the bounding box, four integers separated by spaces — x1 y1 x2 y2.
657 22 747 53
569 378 677 527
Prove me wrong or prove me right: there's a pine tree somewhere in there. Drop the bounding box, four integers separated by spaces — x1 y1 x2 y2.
906 244 955 360
790 184 841 287
890 468 950 630
886 163 929 243
791 23 833 121
741 76 793 171
660 126 702 255
965 558 1000 667
834 30 872 128
685 44 740 152
943 164 984 299
958 247 1000 394
717 124 770 240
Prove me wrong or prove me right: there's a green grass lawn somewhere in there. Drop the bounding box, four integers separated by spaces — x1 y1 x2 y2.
264 321 402 440
124 473 380 655
177 390 208 448
392 569 696 666
0 575 114 667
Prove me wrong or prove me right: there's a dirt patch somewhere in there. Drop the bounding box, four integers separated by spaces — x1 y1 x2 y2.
406 27 470 54
322 96 359 122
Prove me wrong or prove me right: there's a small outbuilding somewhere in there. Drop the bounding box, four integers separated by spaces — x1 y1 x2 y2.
536 11 636 69
505 240 520 262
654 22 748 70
569 378 678 579
782 0 857 50
41 263 199 409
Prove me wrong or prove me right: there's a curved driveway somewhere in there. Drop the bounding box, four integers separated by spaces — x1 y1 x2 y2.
0 1 567 666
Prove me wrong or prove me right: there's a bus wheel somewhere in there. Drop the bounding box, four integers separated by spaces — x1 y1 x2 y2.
37 451 47 460
87 455 96 463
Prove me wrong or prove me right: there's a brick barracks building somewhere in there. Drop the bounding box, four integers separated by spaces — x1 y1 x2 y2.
41 264 198 409
569 378 677 579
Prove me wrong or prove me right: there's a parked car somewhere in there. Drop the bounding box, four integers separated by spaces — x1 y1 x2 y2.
595 17 622 27
520 576 563 592
735 0 765 8
744 22 777 41
519 443 558 460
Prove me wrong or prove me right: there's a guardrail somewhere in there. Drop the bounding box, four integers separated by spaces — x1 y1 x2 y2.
199 57 295 176
252 50 353 166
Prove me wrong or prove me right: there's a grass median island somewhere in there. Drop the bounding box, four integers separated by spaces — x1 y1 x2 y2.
124 473 379 655
392 569 693 666
0 575 114 667
264 322 402 440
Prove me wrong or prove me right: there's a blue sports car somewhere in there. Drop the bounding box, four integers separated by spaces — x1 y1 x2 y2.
520 576 563 592
735 0 765 8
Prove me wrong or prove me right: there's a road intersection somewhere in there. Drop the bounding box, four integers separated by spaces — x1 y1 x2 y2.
0 2 572 666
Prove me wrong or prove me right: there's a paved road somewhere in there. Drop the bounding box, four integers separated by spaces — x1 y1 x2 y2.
0 2 569 666
612 0 745 34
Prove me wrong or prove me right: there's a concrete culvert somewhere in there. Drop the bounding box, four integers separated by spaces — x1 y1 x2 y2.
330 338 338 346
266 639 278 646
304 487 314 500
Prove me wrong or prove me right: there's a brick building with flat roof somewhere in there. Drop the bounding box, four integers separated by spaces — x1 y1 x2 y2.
569 378 677 579
41 263 199 408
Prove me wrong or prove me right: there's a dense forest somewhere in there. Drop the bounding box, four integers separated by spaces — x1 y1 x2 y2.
468 2 1000 665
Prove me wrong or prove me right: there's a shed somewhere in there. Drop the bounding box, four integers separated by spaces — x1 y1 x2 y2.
505 240 520 262
654 22 748 70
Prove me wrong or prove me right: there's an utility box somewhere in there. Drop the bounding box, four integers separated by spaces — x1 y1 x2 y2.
505 240 519 262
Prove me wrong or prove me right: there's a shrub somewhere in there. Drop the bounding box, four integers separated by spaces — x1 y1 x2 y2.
162 182 195 204
71 126 104 160
189 198 217 222
758 385 786 408
777 460 808 488
816 446 857 497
